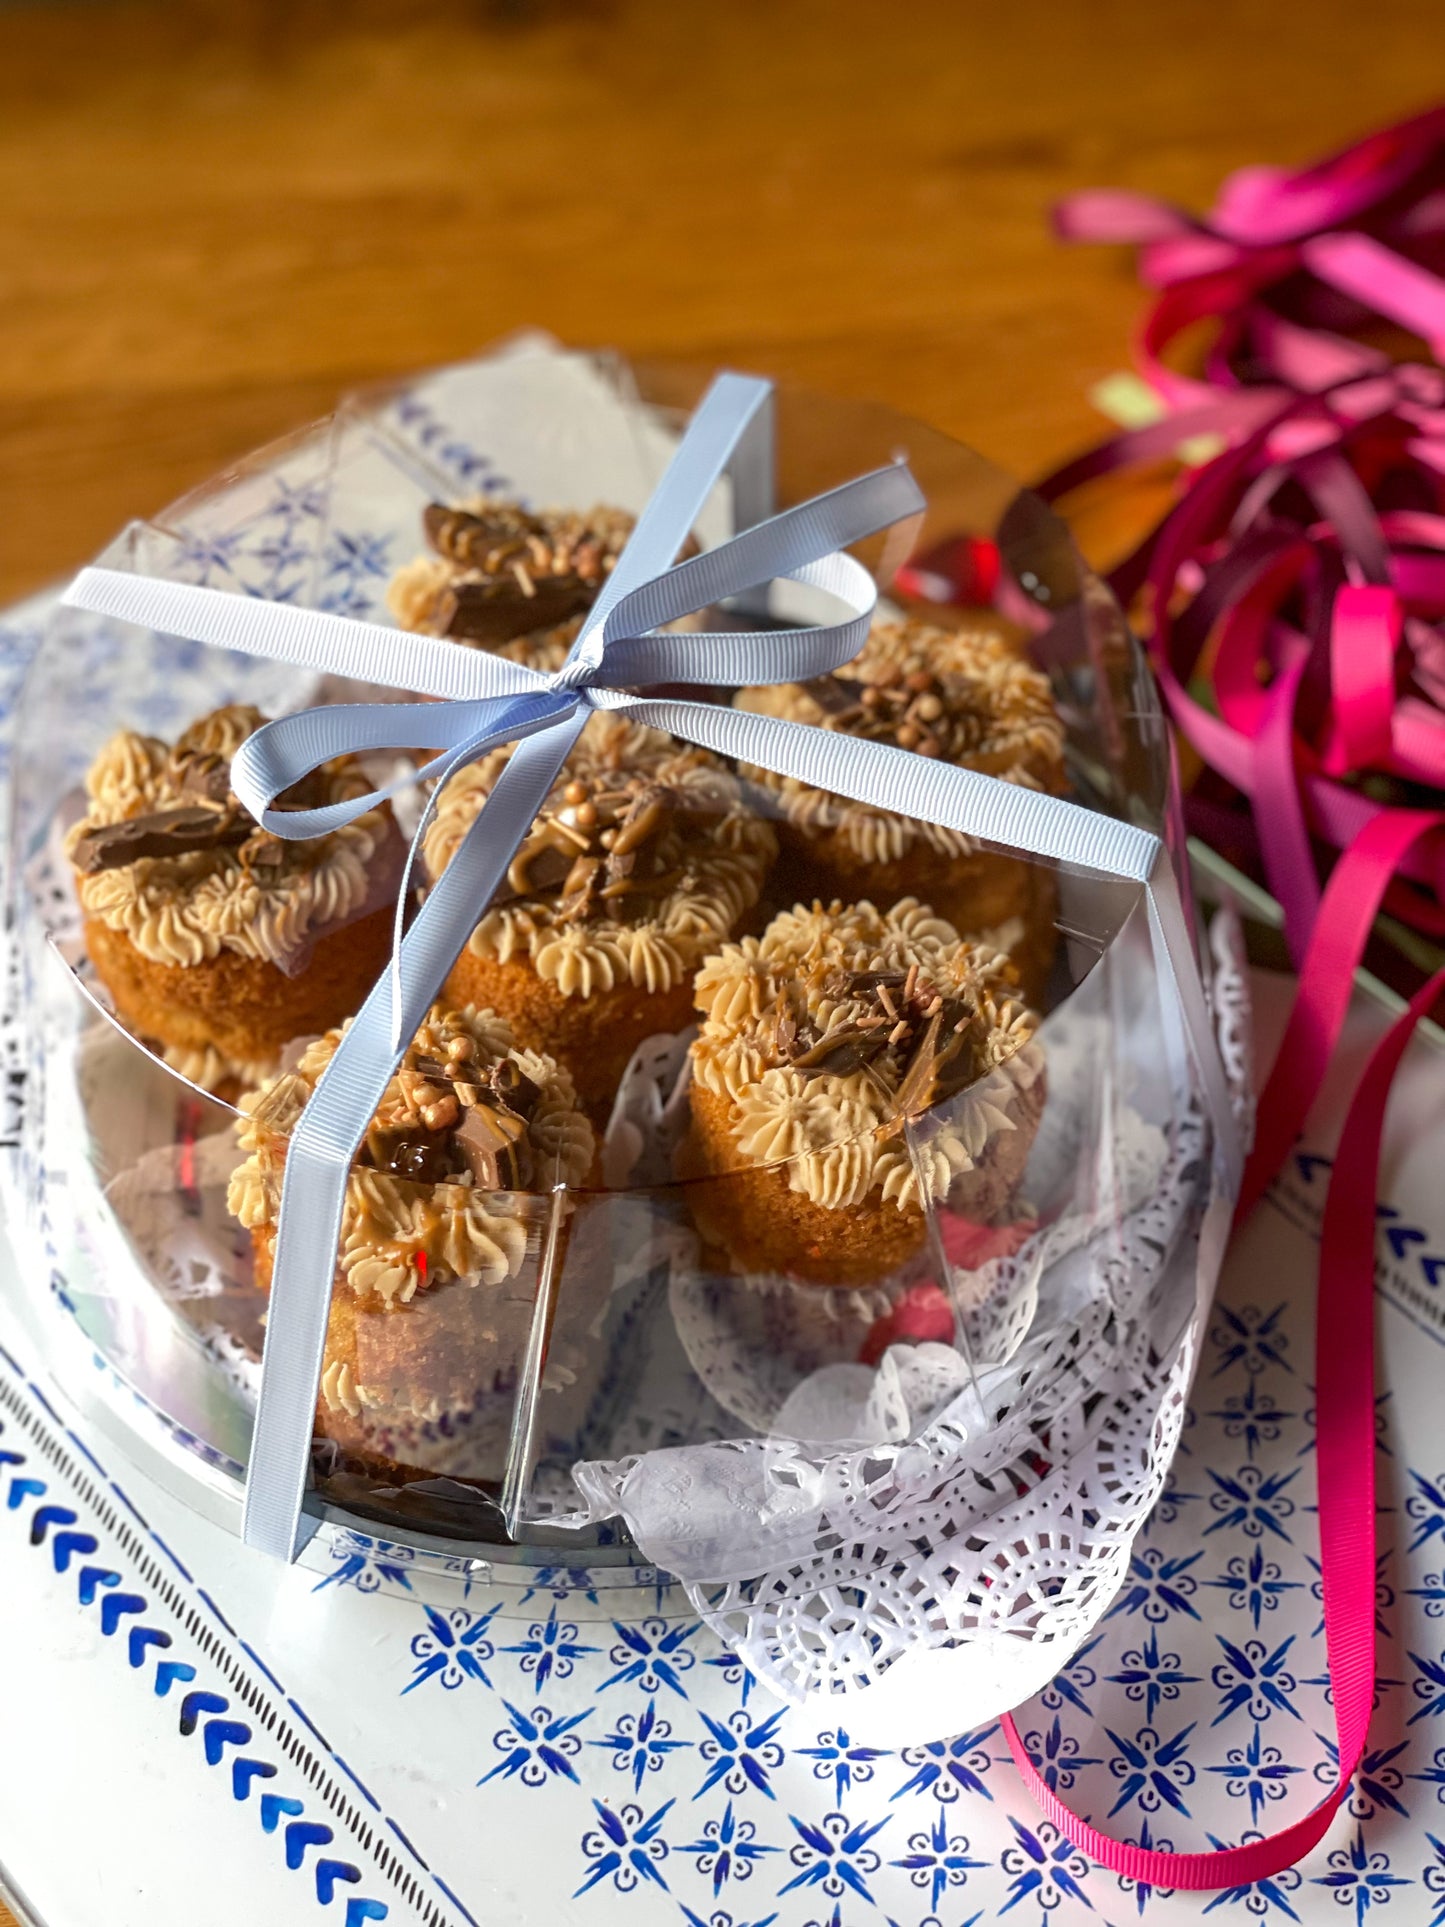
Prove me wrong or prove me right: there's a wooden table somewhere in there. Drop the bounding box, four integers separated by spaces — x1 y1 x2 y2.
1 1 1441 1918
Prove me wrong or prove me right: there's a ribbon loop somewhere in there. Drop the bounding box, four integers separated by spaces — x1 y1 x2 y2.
592 552 880 690
232 690 580 839
599 462 925 650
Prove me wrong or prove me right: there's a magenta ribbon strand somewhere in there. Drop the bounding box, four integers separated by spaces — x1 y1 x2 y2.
984 104 1445 1883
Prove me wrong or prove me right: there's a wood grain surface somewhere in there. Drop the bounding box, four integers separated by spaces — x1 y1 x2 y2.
3 0 1444 607
1 1 1443 1919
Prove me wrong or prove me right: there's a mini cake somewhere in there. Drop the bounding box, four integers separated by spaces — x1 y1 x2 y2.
734 616 1067 1000
387 498 635 655
67 704 406 1092
421 712 778 1119
684 898 1044 1288
228 1002 597 1484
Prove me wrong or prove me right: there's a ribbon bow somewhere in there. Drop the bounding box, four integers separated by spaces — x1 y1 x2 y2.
63 370 1231 1561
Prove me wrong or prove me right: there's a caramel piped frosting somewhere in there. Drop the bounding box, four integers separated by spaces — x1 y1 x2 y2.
163 1039 280 1094
386 497 635 652
423 711 777 1000
735 616 1066 863
228 1002 595 1308
691 898 1041 1213
67 705 398 971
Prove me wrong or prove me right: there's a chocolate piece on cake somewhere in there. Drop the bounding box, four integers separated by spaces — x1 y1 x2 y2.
421 710 777 1120
386 498 637 654
684 897 1044 1287
66 704 407 1093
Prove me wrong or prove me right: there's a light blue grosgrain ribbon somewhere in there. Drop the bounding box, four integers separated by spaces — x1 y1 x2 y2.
62 372 1236 1561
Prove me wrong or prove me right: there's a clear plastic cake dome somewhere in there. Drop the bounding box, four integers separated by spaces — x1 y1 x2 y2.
1 339 1246 1740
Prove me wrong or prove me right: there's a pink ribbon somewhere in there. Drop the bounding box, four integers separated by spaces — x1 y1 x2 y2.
934 103 1445 1885
1003 958 1445 1887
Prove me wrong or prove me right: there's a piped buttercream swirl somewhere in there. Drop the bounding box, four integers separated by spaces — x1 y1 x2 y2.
229 1001 595 1307
68 704 399 971
735 615 1066 863
691 896 1041 1214
423 710 776 1000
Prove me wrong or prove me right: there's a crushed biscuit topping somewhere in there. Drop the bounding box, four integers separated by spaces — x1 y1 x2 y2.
229 1002 595 1307
423 711 777 999
692 898 1041 1213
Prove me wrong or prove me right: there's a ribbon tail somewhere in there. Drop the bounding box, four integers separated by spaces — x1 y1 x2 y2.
61 566 550 703
1005 964 1445 1888
619 694 1161 880
385 712 578 1048
241 714 582 1560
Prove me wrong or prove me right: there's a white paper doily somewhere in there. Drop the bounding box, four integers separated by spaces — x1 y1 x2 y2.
569 910 1250 1742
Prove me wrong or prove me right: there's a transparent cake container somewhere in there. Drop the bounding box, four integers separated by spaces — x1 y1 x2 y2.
1 341 1244 1732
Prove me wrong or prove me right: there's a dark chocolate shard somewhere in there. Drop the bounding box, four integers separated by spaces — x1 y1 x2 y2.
239 828 287 871
891 1002 976 1118
807 671 868 720
424 501 545 566
454 1102 532 1190
374 1129 456 1186
496 836 580 906
604 845 638 886
487 1057 541 1120
843 969 908 992
440 577 593 645
71 804 252 875
890 1010 945 1119
557 853 603 921
788 1023 890 1078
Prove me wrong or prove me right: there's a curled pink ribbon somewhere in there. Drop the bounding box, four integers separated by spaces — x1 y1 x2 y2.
922 106 1445 1885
